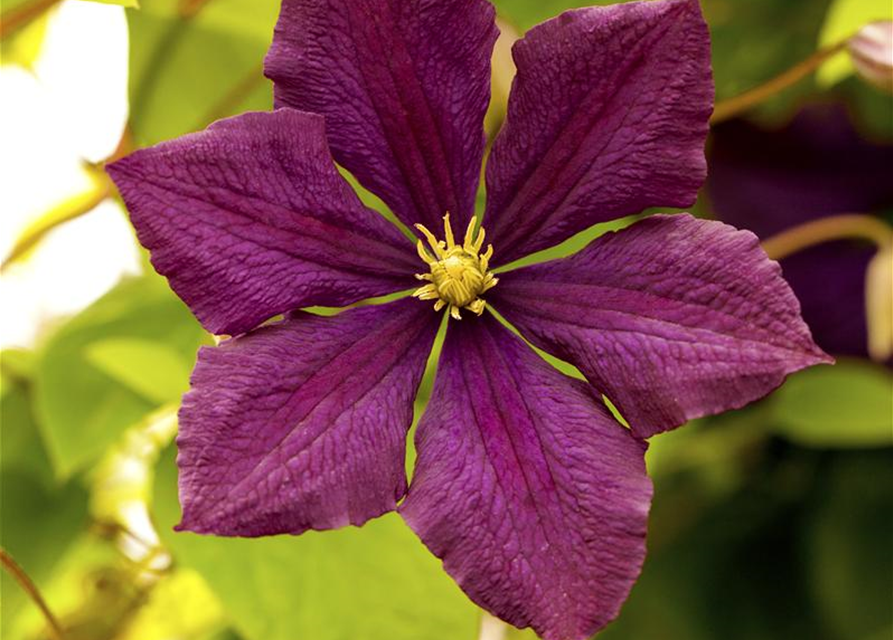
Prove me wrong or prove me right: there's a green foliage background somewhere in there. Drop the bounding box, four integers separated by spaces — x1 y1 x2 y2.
1 1 891 639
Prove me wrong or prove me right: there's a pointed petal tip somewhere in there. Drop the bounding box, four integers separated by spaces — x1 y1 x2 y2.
493 213 836 440
265 0 497 231
485 0 713 263
175 301 435 539
107 110 417 337
401 315 651 640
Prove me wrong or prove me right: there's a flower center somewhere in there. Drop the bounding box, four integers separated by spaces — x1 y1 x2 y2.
413 213 498 320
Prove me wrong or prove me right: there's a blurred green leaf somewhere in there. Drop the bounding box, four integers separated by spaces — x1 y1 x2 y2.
490 0 598 31
492 0 833 122
1 0 32 11
1 369 51 478
817 0 893 86
151 446 481 640
706 0 833 115
3 532 139 640
0 349 35 399
117 568 225 640
35 276 206 477
0 472 89 639
606 446 834 640
85 338 191 404
841 73 893 139
769 359 893 448
127 0 277 146
806 452 893 639
1 374 89 638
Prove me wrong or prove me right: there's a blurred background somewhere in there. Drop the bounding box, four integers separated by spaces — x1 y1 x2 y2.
1 1 891 639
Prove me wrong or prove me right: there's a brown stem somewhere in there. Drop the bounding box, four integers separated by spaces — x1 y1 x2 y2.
0 0 61 40
198 64 266 127
1 121 131 274
177 0 215 20
0 547 65 640
711 40 849 124
0 172 112 273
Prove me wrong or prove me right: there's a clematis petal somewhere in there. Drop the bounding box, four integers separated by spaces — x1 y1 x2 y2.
708 106 893 358
484 0 713 265
176 299 438 537
491 214 832 439
265 0 498 232
107 109 417 337
400 314 651 640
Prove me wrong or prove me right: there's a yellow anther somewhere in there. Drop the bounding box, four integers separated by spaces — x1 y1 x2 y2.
412 213 498 319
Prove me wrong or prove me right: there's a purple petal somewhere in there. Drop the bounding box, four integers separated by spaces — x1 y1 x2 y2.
265 0 498 231
484 0 713 265
107 109 417 337
491 214 832 439
708 106 893 358
400 314 651 640
176 299 438 537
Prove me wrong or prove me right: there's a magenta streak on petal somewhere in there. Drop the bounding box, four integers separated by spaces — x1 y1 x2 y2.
492 214 832 439
484 0 713 265
107 109 418 337
176 299 439 537
265 0 498 232
401 314 651 640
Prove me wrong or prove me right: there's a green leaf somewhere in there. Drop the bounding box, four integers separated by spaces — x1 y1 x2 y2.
0 471 89 638
35 275 206 477
152 446 481 640
805 452 893 639
127 0 278 146
707 0 834 117
491 0 833 121
0 349 35 400
769 359 893 448
489 0 603 31
0 370 52 479
85 337 191 404
0 376 89 638
817 0 893 86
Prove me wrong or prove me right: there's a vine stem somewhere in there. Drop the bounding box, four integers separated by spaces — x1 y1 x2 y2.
761 214 893 261
0 546 65 640
198 64 265 127
0 171 112 273
711 39 850 124
0 0 61 40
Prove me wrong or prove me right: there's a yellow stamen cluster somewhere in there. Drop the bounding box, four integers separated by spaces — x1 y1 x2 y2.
413 213 498 320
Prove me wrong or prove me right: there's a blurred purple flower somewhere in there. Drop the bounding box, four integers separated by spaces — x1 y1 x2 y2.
708 105 893 360
107 1 829 637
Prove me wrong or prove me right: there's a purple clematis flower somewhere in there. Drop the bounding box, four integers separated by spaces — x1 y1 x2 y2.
107 0 830 637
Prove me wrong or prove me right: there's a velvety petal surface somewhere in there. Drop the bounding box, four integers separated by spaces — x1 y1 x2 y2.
484 0 713 265
176 298 438 537
107 109 417 337
265 0 498 231
708 106 893 358
401 314 651 640
491 214 832 439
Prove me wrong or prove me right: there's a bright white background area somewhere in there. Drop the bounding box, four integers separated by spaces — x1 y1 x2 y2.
1 0 141 349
